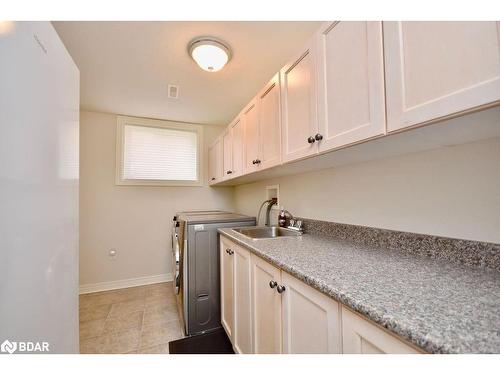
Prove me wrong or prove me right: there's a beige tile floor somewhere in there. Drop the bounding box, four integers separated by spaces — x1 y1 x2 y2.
79 282 184 354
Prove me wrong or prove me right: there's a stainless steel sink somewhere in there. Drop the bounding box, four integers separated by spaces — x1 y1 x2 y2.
232 226 302 240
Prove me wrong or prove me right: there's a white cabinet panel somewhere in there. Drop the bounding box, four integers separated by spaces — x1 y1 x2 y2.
281 39 319 163
220 237 234 339
251 254 282 353
258 73 282 170
243 100 261 173
208 137 223 184
384 21 500 132
231 118 244 177
222 129 232 180
281 272 341 353
317 21 386 151
342 306 420 354
233 245 252 354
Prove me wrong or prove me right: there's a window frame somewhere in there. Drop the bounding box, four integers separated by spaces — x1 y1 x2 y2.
115 115 204 187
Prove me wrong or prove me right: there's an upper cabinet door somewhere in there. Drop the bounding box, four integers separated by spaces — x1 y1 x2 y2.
222 129 233 180
208 137 222 184
243 99 261 173
231 118 244 178
258 73 282 170
316 22 386 152
280 39 319 163
208 142 217 184
384 21 500 132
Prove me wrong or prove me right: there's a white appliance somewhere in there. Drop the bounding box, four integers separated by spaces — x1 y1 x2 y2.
0 22 80 353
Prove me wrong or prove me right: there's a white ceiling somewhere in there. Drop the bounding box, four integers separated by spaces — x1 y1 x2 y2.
53 21 321 125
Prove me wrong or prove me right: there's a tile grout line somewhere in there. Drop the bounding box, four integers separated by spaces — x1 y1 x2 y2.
80 283 175 354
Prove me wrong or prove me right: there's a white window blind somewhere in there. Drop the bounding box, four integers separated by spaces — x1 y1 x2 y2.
122 124 198 181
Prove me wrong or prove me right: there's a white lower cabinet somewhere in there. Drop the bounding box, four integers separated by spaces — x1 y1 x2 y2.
220 235 422 354
342 306 421 354
220 236 234 340
281 272 341 353
251 254 283 353
220 237 253 353
233 244 252 353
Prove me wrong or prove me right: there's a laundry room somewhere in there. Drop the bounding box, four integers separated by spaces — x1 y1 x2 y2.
1 1 499 373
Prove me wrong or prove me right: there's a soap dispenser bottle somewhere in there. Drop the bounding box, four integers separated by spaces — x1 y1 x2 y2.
278 207 287 228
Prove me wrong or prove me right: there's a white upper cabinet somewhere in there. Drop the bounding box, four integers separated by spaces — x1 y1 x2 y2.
231 118 244 178
243 99 261 173
384 21 500 132
257 73 282 170
280 38 319 163
222 117 244 180
316 21 386 151
222 128 232 180
208 136 222 184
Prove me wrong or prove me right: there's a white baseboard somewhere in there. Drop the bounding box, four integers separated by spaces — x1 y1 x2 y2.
79 273 173 294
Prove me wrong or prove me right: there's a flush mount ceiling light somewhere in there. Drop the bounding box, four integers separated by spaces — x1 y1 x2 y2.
188 37 231 72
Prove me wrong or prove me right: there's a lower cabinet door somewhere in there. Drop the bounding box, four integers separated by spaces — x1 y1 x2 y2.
251 254 282 353
281 272 341 353
220 237 234 340
233 245 252 353
342 306 421 354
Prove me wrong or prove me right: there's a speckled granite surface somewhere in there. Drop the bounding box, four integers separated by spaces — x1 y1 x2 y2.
299 218 500 272
218 227 500 354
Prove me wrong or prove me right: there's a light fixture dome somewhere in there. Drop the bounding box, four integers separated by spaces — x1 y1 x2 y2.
188 37 231 72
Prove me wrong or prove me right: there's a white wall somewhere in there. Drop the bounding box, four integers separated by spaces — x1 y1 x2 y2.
235 136 500 244
79 110 234 290
0 22 80 353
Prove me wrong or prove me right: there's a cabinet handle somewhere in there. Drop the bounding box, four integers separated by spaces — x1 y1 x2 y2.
228 249 234 255
314 133 323 141
307 136 316 144
211 177 216 181
252 160 256 165
269 280 277 289
225 248 230 254
226 170 233 175
277 285 286 294
255 159 261 164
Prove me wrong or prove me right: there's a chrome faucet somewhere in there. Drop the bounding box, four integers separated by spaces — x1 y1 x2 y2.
265 198 278 226
257 198 278 226
281 209 303 233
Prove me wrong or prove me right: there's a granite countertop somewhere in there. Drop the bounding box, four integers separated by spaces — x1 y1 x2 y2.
218 228 500 353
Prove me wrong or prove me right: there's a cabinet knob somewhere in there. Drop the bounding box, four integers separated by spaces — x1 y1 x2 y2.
225 248 230 254
228 249 234 255
211 177 216 181
277 285 286 294
315 133 323 141
269 280 278 289
226 170 233 175
255 159 261 164
307 136 316 144
252 160 257 165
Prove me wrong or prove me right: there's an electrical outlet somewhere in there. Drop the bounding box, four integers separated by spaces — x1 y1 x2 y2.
108 248 117 260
